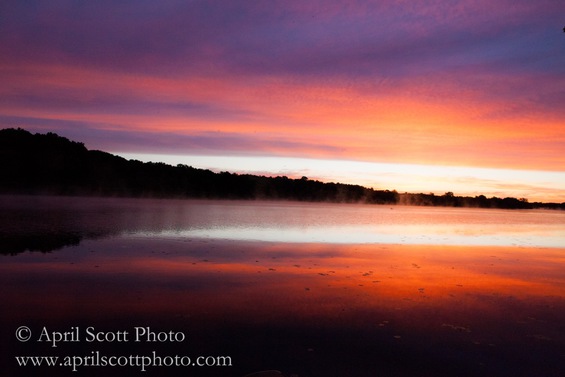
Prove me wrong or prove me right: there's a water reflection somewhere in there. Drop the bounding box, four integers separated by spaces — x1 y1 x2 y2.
155 222 565 247
2 237 565 376
1 196 564 254
1 196 565 376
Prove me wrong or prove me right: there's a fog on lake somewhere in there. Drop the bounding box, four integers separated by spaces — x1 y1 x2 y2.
2 196 564 254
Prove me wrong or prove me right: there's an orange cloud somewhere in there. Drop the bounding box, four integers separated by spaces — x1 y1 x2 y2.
2 62 564 173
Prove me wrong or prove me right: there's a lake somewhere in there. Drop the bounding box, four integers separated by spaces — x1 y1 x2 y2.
1 196 564 376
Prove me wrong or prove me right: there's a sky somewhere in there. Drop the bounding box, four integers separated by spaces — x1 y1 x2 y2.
1 0 564 202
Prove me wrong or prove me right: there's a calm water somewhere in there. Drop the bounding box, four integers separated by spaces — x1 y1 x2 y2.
1 196 564 376
2 195 564 250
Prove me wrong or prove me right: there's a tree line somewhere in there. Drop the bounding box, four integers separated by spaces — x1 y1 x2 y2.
1 128 563 210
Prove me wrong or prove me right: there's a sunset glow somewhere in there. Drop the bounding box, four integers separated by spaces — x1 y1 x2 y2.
4 240 564 322
1 1 564 201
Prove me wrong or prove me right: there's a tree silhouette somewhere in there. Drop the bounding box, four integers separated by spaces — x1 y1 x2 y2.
0 128 562 210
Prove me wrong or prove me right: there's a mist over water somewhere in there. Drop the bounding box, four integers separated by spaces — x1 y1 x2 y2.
1 196 564 376
144 203 564 248
1 196 563 253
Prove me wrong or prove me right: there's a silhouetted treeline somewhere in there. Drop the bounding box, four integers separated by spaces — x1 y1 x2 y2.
1 233 82 255
1 128 563 210
396 191 555 210
0 128 396 203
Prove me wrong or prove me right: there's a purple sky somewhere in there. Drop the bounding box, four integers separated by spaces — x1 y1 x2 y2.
1 1 564 200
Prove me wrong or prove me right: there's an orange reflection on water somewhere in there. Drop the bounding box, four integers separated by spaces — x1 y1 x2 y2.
2 239 564 326
2 238 564 377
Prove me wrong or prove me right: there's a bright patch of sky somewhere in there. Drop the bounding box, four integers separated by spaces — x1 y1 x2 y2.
119 153 565 203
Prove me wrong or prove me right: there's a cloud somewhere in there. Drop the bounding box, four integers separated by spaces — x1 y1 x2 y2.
0 0 564 202
2 59 564 172
2 0 562 79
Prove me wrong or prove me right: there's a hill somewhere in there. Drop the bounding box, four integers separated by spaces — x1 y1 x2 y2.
0 128 397 203
0 128 563 210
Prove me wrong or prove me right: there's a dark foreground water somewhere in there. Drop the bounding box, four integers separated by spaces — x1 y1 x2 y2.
1 196 564 376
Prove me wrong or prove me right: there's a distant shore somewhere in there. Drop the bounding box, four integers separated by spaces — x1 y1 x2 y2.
1 128 563 210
